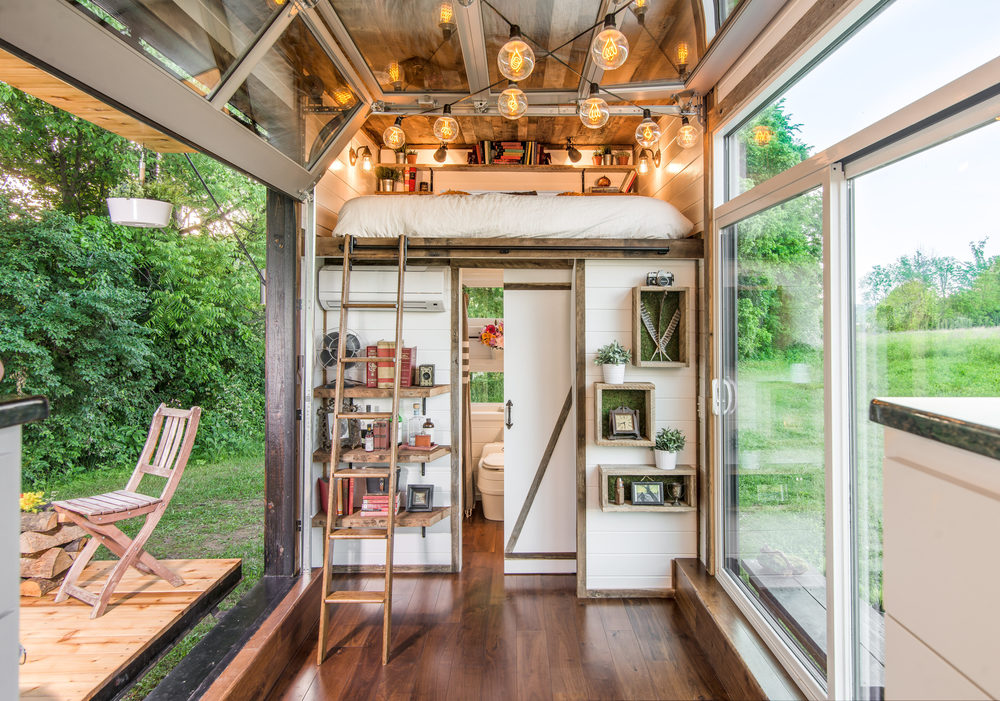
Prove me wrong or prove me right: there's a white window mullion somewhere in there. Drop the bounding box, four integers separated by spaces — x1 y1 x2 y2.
823 162 854 699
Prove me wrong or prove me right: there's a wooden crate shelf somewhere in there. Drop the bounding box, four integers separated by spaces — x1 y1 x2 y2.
312 506 450 529
594 382 655 447
632 286 689 367
312 444 451 464
598 465 696 512
313 384 450 399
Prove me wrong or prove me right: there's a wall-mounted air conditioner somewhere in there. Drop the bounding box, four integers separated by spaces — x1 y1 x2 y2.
317 266 446 312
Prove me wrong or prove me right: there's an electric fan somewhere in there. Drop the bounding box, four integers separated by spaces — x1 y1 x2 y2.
318 330 364 386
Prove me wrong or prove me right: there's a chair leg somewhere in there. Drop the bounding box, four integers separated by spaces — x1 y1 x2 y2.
54 536 101 604
98 522 184 586
90 512 165 618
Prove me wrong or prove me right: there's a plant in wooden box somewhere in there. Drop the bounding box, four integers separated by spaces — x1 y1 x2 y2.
653 427 685 470
375 165 401 192
594 340 629 384
632 285 688 367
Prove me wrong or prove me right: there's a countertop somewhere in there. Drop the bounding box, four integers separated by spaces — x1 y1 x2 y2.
870 397 1000 461
0 395 49 430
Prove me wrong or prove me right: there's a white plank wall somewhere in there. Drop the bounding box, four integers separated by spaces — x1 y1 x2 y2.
584 260 698 593
314 133 377 236
309 267 453 569
636 117 705 234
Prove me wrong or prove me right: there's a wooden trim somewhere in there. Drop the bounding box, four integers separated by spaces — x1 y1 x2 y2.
450 265 462 573
265 190 298 578
574 260 587 598
504 387 575 558
502 282 573 291
330 564 454 573
703 88 717 576
585 587 675 599
504 552 576 560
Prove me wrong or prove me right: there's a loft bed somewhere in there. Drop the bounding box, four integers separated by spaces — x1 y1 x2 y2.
317 193 704 262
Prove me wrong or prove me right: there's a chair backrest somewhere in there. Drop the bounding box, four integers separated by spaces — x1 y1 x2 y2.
126 404 202 501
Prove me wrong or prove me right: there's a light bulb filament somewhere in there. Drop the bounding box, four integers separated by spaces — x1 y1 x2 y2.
507 93 519 111
510 47 523 73
588 102 601 124
388 63 400 83
439 3 452 23
442 123 454 139
676 42 689 66
601 36 618 63
643 125 653 141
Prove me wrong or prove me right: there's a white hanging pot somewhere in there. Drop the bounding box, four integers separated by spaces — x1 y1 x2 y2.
654 449 678 470
601 363 626 384
107 198 173 228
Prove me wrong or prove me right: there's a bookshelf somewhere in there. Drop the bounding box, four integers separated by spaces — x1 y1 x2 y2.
373 163 638 194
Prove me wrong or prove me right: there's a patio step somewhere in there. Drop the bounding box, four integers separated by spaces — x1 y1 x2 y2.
328 528 388 540
325 591 386 604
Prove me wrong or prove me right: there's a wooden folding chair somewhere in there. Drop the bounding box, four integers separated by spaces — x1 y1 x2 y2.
52 404 201 618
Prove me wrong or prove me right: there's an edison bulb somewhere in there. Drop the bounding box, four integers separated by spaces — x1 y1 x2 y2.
498 85 527 120
632 0 647 23
332 88 355 108
433 106 459 143
361 151 372 171
676 41 689 73
677 117 699 149
498 26 535 82
591 16 628 71
638 154 649 174
385 61 403 91
752 124 773 146
578 95 609 129
383 118 406 149
438 2 456 39
635 110 661 148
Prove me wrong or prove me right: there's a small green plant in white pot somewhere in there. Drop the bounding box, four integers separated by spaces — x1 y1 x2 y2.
653 427 685 470
594 340 630 384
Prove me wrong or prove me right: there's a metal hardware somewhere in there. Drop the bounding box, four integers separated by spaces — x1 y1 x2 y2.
505 399 513 429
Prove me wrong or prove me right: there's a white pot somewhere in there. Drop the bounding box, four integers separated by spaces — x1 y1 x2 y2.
107 198 173 228
654 449 678 470
601 363 626 384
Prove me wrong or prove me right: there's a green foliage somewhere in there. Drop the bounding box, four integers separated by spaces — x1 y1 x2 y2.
736 100 811 189
874 280 939 332
594 340 630 365
654 427 685 452
470 371 504 403
374 166 401 181
466 286 503 317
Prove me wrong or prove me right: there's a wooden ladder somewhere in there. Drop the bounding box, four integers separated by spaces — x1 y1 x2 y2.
317 234 407 666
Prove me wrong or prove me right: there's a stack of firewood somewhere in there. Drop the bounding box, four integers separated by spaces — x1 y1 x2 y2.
19 511 88 597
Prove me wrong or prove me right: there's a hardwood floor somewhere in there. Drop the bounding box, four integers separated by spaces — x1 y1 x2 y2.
268 510 727 700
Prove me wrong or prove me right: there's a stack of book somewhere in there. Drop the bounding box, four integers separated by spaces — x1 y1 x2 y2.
372 419 390 450
467 140 548 165
365 342 415 388
360 491 402 516
494 141 524 163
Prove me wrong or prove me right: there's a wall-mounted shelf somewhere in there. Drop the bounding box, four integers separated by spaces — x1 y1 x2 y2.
376 164 635 172
312 506 450 533
598 465 696 512
312 445 451 464
632 286 689 368
594 382 655 447
313 384 450 399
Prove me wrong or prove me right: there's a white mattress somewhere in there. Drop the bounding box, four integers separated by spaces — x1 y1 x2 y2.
332 193 694 239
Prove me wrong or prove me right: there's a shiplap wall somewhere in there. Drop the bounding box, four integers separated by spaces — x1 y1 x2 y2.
636 117 705 233
584 259 698 593
309 267 453 569
315 133 377 236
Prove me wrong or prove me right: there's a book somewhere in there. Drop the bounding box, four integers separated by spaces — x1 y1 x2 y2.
620 170 637 193
376 342 414 388
365 345 378 387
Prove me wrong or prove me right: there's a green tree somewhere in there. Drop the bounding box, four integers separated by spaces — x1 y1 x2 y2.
736 100 811 189
874 279 939 331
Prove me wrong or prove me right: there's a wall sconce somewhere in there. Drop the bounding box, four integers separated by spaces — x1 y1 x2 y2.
349 145 358 166
358 146 372 171
638 148 661 174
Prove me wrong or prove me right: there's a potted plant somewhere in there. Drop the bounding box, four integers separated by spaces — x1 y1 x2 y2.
653 427 685 470
393 144 407 164
406 149 418 165
601 145 615 166
594 340 630 384
375 166 400 192
106 177 176 228
593 145 611 166
614 150 630 166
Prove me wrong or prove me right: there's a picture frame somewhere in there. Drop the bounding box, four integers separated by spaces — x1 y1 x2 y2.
406 484 434 512
608 405 640 439
630 481 664 506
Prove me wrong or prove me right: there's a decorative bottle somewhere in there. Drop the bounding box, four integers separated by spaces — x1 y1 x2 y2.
407 403 423 447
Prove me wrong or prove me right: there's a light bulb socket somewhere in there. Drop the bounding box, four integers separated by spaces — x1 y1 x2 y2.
509 24 522 40
443 104 452 115
642 109 652 120
603 13 615 29
393 115 403 126
589 82 600 97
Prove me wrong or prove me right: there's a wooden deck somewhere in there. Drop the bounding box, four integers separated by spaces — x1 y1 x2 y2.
19 558 241 701
266 511 727 700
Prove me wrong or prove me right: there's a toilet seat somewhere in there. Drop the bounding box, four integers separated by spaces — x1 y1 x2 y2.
481 452 504 471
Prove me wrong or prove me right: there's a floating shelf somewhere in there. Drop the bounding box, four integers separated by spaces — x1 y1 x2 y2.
312 444 451 464
632 286 689 368
313 384 450 399
312 506 450 529
598 464 697 512
594 382 656 447
376 164 635 172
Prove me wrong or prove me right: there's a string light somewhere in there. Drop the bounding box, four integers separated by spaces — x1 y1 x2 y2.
591 14 628 71
438 2 456 40
332 88 355 108
635 109 661 148
433 104 459 143
676 42 689 75
578 83 609 129
382 116 406 149
385 61 403 91
498 83 527 120
752 124 773 146
632 0 648 24
676 116 699 149
498 25 535 82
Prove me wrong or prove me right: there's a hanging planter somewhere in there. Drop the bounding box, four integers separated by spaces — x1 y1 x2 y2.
107 197 173 228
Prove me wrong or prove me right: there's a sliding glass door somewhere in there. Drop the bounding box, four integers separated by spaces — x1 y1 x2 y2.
720 188 827 681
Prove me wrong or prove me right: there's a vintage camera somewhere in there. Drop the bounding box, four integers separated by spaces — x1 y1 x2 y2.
646 270 674 286
417 364 435 387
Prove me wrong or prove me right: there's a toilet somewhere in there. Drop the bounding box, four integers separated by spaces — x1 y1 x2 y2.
477 442 504 521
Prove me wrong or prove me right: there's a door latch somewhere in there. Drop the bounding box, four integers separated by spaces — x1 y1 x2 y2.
505 399 513 429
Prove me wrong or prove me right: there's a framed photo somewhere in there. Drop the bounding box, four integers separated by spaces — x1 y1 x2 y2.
406 484 434 512
630 481 664 506
609 405 640 439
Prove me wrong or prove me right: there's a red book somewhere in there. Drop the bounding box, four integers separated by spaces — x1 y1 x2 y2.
408 167 416 192
376 343 415 388
366 345 378 387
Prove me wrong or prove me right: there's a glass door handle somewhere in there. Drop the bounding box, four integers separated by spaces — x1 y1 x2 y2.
505 399 513 428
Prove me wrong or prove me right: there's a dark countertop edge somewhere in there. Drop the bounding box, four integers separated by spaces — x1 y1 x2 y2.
869 398 1000 462
0 395 49 430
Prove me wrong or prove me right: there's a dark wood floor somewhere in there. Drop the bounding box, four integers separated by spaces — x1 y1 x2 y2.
268 508 728 700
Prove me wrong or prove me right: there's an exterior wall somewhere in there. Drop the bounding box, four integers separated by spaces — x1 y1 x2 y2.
584 259 699 593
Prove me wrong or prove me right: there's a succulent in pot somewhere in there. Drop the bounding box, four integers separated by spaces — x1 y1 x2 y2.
594 340 630 384
653 427 685 470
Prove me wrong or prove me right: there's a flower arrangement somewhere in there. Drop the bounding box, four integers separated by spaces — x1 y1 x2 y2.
480 320 504 350
20 491 46 513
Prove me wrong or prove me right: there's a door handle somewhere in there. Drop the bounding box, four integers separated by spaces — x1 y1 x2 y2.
505 399 513 429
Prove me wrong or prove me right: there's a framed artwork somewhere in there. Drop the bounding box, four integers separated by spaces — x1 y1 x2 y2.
632 286 689 367
630 481 664 506
406 484 434 512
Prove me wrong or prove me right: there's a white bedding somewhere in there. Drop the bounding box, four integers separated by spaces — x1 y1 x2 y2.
332 193 694 239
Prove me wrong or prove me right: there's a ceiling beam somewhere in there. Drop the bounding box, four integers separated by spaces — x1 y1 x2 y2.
455 0 490 95
373 104 681 117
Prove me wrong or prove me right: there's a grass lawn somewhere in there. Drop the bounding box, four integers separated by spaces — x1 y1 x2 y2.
42 453 265 700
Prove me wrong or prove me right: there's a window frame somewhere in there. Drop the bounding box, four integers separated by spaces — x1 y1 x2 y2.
711 18 1000 701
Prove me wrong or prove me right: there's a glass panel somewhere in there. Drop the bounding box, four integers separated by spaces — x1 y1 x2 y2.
327 0 468 92
721 188 826 681
69 0 275 95
727 0 1000 198
470 372 504 403
602 0 698 86
716 0 741 27
481 0 596 92
225 17 360 167
851 118 1000 699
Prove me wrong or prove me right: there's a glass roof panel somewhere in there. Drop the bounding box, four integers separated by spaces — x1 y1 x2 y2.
481 0 597 92
601 0 697 87
68 0 275 95
327 0 468 93
225 16 361 167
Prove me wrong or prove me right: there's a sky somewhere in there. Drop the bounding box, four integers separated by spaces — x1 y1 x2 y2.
774 0 1000 278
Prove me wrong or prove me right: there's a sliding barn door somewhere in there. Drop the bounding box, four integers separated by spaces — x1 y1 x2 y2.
503 270 576 574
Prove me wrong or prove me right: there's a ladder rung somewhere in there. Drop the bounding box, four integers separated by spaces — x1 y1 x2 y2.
336 412 393 420
330 528 388 540
325 591 386 604
339 357 371 363
333 469 390 478
343 302 398 310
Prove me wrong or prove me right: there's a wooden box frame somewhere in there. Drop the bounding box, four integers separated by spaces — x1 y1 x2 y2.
594 382 654 447
631 286 688 367
598 464 697 512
